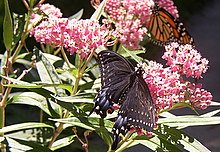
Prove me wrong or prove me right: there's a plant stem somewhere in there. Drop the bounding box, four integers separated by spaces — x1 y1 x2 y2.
0 107 5 131
47 123 64 148
48 55 81 148
115 140 134 152
48 51 95 148
109 132 133 152
80 50 95 73
60 47 72 69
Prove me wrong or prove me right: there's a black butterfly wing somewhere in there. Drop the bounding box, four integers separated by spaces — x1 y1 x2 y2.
91 50 135 118
112 76 155 149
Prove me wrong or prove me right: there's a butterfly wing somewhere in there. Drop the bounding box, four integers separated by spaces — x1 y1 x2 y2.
148 6 177 45
176 22 194 45
91 50 135 118
147 6 194 46
112 75 155 149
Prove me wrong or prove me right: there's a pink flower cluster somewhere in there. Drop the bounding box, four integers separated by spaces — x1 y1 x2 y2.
163 43 209 78
30 3 62 26
38 3 63 18
30 4 110 59
105 0 178 50
105 0 154 49
115 20 147 49
155 0 179 18
104 0 126 22
143 43 212 112
186 83 212 110
143 61 186 112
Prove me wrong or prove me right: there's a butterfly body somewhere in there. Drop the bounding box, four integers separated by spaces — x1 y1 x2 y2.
90 50 155 150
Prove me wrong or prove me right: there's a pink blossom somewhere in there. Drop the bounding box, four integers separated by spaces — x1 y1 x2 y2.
31 17 111 59
186 83 212 110
143 61 186 112
105 0 154 50
115 19 147 49
104 0 126 22
30 3 62 27
142 60 212 112
155 0 179 18
38 3 63 18
122 0 154 24
67 19 110 58
30 17 69 46
163 42 209 79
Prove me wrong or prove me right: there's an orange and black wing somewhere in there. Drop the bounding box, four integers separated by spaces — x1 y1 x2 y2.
147 5 194 46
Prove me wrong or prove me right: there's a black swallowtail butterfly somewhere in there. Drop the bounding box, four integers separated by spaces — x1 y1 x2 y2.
90 50 155 149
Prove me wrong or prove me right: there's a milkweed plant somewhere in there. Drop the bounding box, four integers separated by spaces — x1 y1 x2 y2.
0 0 220 151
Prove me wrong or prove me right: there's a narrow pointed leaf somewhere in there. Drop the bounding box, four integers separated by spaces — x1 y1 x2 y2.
51 135 76 151
54 94 94 104
130 125 210 152
8 91 62 117
4 137 53 152
158 115 220 127
69 9 84 20
91 0 107 20
3 0 13 50
50 117 113 132
122 46 143 63
12 13 25 48
0 122 54 134
34 48 66 96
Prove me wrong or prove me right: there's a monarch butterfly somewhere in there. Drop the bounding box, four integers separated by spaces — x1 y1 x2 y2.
90 50 155 150
147 4 194 46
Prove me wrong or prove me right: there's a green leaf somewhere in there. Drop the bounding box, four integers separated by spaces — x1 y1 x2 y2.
96 127 113 147
3 0 13 50
201 109 220 117
158 115 220 127
2 75 72 92
4 137 53 152
50 117 93 131
55 99 88 117
210 101 220 106
34 48 66 96
12 13 25 48
51 135 76 151
0 52 7 75
128 125 210 152
50 116 113 132
0 122 54 134
69 9 84 20
159 111 176 118
4 137 33 151
91 0 107 20
154 125 210 152
54 94 94 104
122 46 144 63
92 78 101 89
8 91 62 117
42 52 66 66
50 116 114 146
86 58 100 78
1 75 40 88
